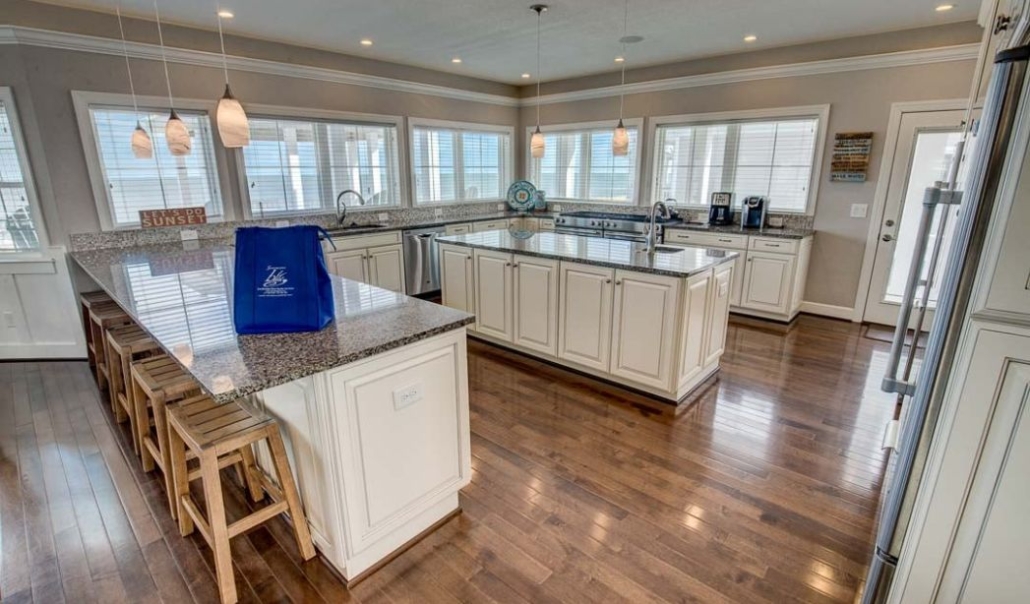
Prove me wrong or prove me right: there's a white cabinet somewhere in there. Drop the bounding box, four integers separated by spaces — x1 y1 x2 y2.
473 249 513 342
512 255 559 356
326 232 406 293
366 245 405 293
609 270 681 390
741 250 795 315
677 270 712 386
557 263 614 372
472 219 509 232
327 249 368 283
704 263 733 367
439 244 474 314
444 223 472 236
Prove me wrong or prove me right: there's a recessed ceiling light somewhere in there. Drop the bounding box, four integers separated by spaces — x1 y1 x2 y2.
360 39 373 46
451 57 463 64
521 73 531 79
614 56 625 63
217 9 234 18
743 34 757 43
935 3 955 11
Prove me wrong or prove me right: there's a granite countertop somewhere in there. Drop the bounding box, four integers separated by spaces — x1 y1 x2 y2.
666 223 814 239
71 240 474 403
438 231 737 278
326 211 558 237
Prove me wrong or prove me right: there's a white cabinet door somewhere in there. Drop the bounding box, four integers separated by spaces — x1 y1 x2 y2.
704 264 732 367
513 255 558 356
741 251 794 315
678 270 712 385
439 244 474 315
609 270 681 391
366 244 405 293
473 249 513 342
327 249 368 283
558 263 614 372
728 252 746 307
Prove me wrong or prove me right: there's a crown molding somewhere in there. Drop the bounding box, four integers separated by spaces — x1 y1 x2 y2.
0 25 521 108
521 43 981 106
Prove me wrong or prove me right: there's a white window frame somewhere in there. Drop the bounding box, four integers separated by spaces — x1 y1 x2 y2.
72 91 236 231
236 104 407 219
0 86 48 254
408 117 514 206
645 105 829 215
525 118 645 205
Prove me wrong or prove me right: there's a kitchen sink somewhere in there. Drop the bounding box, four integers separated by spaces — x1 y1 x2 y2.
638 245 685 254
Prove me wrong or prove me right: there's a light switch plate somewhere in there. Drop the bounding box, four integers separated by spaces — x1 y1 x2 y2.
434 208 444 218
850 204 869 218
552 204 562 213
180 229 199 241
393 383 423 410
496 203 505 211
378 213 389 221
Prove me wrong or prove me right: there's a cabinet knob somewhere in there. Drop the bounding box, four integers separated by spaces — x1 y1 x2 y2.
505 262 512 266
605 278 611 283
615 280 622 285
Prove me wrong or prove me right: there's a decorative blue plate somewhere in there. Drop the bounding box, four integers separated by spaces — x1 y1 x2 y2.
506 180 537 212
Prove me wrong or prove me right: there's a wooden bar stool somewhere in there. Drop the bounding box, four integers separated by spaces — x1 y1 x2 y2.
168 397 315 604
106 324 160 453
79 291 112 369
89 301 132 392
131 355 201 517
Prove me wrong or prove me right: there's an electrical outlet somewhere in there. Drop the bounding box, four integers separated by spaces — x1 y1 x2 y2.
275 220 290 228
378 213 389 221
850 204 869 218
434 208 444 218
393 383 423 410
180 229 199 241
496 203 505 211
3 311 15 328
552 204 562 213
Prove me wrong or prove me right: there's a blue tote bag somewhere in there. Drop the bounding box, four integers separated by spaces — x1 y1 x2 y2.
233 225 336 334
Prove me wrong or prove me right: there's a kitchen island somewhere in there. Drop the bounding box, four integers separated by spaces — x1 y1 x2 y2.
437 231 737 402
70 240 474 583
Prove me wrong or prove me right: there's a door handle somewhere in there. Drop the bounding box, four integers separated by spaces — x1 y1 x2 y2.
881 234 894 242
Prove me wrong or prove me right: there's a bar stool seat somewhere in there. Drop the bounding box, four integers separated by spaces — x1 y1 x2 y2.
106 324 160 453
89 301 132 392
131 355 201 518
79 291 113 369
168 397 315 604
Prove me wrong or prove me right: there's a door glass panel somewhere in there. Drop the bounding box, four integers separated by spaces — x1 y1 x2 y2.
883 129 964 306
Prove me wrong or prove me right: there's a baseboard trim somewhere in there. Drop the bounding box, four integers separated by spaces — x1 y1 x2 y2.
799 301 856 321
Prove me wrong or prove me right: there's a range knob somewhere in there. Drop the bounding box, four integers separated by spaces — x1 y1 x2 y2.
590 221 598 227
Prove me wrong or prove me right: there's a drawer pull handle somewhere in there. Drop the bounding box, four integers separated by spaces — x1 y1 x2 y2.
718 239 733 243
766 243 780 247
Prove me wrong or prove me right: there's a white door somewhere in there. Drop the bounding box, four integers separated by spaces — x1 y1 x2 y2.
704 264 733 366
366 244 405 293
610 270 681 391
741 251 794 314
473 249 513 342
864 109 967 326
558 263 614 372
327 249 368 283
439 244 474 314
513 255 558 356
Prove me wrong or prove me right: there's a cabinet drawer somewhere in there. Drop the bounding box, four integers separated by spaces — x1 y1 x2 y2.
472 219 509 232
330 230 402 251
665 230 747 250
749 237 798 254
445 223 472 235
538 218 555 231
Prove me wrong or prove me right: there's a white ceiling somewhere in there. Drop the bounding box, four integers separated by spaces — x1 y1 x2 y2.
41 0 978 84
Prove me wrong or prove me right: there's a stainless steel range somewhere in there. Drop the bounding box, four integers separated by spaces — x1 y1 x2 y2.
553 211 682 243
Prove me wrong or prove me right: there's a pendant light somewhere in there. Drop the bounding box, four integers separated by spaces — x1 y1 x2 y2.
530 5 547 159
153 0 191 156
115 3 152 158
612 0 630 156
215 9 250 147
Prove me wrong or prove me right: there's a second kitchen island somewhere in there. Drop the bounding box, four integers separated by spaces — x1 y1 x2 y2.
438 231 737 403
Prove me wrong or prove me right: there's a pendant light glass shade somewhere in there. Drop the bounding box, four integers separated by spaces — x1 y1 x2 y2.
166 109 191 156
530 126 545 159
612 119 629 156
131 122 154 158
216 84 250 147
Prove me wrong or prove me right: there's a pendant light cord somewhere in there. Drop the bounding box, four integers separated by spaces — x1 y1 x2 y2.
153 0 175 110
114 3 140 118
619 0 628 121
216 12 230 86
535 7 541 129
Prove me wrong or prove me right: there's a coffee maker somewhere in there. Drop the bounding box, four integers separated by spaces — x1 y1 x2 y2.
741 196 768 229
708 192 733 226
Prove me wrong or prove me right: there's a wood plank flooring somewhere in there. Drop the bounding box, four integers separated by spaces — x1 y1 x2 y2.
0 315 896 603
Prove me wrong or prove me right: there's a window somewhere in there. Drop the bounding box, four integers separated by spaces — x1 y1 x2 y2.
86 105 225 228
0 91 42 251
241 115 401 216
410 120 512 204
651 108 826 214
528 120 641 204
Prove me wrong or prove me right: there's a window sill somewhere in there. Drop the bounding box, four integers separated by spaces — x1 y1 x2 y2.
0 253 56 275
413 199 506 208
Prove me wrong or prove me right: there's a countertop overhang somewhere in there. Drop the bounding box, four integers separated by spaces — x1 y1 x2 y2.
71 239 474 403
438 231 738 278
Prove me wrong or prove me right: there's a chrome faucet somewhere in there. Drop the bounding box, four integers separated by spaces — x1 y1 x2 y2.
645 199 672 253
335 189 366 225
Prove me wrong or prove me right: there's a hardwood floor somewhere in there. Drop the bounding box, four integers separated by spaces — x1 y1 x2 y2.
0 315 895 603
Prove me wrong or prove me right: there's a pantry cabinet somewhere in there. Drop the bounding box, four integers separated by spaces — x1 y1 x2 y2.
609 270 681 390
557 263 615 372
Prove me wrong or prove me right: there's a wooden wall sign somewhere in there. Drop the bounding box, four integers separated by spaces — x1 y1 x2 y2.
139 207 208 228
830 132 873 182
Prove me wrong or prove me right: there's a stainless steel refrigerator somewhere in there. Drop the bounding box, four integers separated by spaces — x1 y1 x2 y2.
862 4 1030 601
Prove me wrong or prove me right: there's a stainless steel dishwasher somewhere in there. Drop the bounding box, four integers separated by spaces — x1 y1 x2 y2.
402 226 447 295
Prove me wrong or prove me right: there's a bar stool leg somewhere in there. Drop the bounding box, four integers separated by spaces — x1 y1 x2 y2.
267 427 316 561
236 445 264 503
121 353 139 454
109 343 127 423
168 424 193 537
135 380 156 472
152 396 177 520
201 451 238 604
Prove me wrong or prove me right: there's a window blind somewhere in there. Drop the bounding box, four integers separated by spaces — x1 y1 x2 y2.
654 117 819 213
411 126 509 204
89 106 224 228
0 100 40 251
242 116 400 216
529 126 637 203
